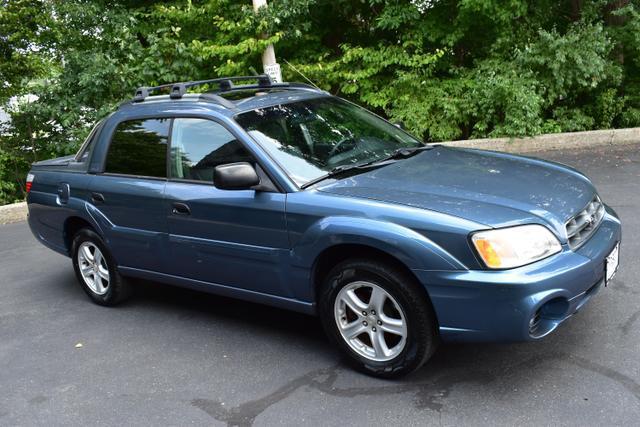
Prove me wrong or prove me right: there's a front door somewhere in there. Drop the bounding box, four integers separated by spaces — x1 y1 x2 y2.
163 118 290 297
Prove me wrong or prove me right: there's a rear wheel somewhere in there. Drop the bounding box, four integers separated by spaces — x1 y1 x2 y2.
71 228 131 306
319 259 438 378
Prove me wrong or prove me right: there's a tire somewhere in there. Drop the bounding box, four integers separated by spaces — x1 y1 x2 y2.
318 259 438 378
71 228 131 306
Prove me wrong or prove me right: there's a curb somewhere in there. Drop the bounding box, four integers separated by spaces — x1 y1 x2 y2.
436 127 640 153
0 201 27 225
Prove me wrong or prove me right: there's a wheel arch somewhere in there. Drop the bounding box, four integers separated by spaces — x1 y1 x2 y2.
63 216 97 255
312 243 427 298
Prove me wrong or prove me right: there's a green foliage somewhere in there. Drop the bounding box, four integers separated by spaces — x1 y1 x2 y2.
0 144 30 205
2 0 640 204
0 0 56 100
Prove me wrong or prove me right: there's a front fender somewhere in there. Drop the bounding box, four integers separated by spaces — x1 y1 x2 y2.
290 216 466 271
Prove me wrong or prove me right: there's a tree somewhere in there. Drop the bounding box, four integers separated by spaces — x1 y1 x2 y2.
2 0 640 204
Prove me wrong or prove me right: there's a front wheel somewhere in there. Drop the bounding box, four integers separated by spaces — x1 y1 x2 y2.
319 259 438 378
71 228 131 306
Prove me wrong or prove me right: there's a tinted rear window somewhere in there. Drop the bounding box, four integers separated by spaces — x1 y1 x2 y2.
105 118 170 177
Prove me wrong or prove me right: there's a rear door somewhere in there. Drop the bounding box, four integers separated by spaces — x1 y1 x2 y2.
88 118 169 272
163 118 290 297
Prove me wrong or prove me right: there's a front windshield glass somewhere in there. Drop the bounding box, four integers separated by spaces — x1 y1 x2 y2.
234 97 422 186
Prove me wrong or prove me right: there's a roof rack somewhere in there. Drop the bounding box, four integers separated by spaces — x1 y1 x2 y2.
132 74 321 104
210 81 319 95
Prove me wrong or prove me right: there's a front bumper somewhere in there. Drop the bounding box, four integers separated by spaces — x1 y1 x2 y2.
413 206 622 343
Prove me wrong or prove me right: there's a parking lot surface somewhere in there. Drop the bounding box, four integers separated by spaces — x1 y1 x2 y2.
1 145 638 426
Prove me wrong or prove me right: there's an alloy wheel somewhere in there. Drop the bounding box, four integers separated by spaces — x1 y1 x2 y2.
334 281 407 362
77 241 110 295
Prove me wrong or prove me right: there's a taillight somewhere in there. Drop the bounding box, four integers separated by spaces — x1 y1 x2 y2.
26 173 34 193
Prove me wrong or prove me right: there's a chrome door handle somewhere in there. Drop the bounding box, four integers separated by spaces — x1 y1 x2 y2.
172 202 191 215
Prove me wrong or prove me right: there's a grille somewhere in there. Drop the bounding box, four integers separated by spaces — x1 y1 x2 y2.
565 195 605 249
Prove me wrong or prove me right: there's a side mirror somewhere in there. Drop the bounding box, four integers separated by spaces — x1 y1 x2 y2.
393 121 405 130
213 162 260 190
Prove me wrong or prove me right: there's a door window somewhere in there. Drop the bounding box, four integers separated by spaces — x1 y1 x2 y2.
105 118 170 177
169 118 253 182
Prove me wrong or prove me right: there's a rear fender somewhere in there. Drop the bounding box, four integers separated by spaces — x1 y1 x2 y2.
27 174 98 255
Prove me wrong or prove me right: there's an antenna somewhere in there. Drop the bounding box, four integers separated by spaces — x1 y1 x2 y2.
282 59 322 91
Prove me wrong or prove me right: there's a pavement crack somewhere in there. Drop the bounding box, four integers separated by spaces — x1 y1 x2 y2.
567 355 640 402
311 369 492 412
191 365 339 427
191 363 493 426
620 309 640 336
498 351 640 403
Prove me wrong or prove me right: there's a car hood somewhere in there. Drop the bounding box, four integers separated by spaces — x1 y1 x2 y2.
317 146 596 236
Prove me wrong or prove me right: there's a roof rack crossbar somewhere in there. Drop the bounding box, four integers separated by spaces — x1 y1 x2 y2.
132 75 274 102
209 82 320 95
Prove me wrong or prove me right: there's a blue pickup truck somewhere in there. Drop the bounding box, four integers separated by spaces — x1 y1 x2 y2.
26 75 621 377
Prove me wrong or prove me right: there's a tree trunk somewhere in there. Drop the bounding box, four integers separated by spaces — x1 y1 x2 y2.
570 0 583 21
605 0 630 64
605 0 629 26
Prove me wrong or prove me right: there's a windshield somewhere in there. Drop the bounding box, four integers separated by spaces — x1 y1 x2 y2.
234 97 422 186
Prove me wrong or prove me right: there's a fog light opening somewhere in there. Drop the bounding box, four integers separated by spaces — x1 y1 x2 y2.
529 308 543 334
540 297 570 319
529 297 570 338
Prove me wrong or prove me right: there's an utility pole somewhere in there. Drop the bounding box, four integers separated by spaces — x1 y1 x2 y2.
252 0 282 83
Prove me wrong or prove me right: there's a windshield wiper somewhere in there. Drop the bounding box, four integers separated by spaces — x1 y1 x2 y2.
300 163 377 189
372 145 434 164
300 145 434 189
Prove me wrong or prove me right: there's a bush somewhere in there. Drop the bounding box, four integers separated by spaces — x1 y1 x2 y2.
2 0 640 204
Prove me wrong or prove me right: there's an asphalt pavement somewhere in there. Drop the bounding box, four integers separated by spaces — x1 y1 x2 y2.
1 145 639 426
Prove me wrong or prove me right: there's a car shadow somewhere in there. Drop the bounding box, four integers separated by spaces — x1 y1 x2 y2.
53 274 640 421
127 278 326 341
125 278 566 382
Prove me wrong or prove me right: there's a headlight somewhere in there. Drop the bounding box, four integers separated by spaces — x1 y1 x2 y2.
471 224 561 269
